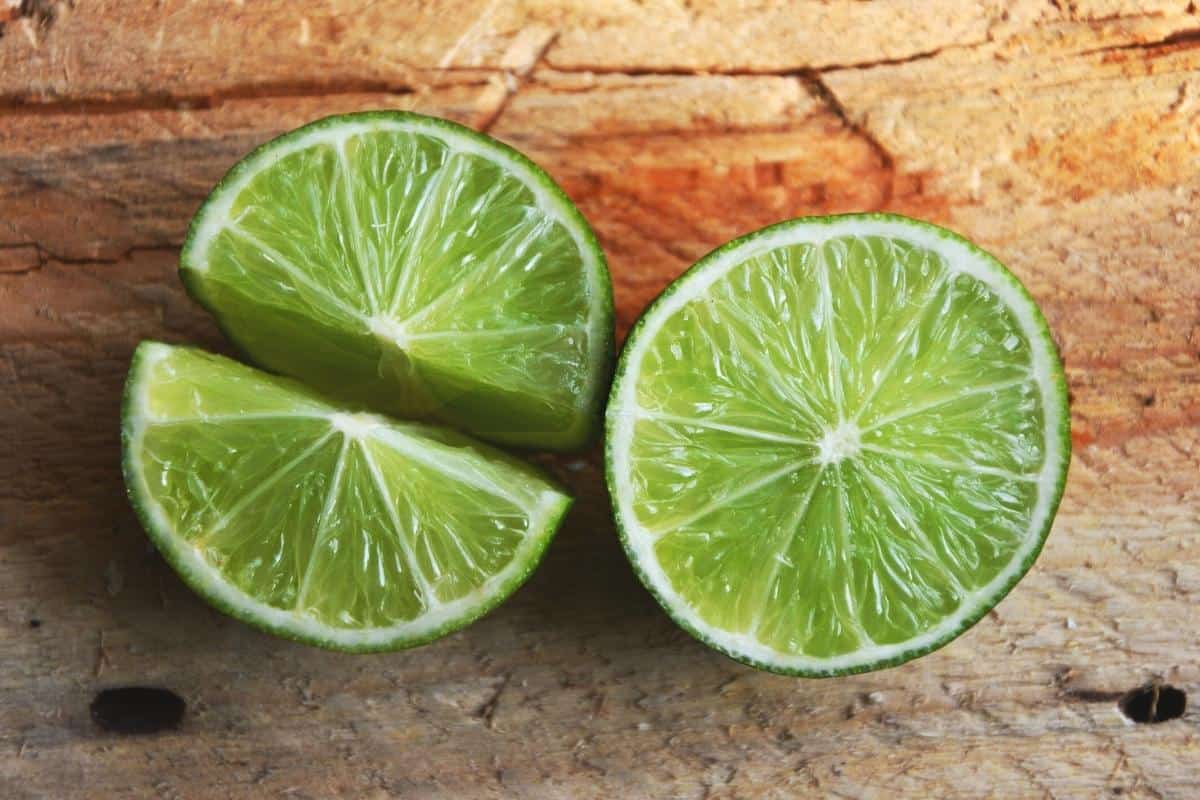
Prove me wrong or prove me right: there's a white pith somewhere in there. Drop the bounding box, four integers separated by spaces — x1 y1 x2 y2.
817 421 862 465
609 216 1067 672
185 115 608 434
127 343 569 648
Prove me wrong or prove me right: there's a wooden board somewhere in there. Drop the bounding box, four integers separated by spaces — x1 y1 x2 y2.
2 2 1199 797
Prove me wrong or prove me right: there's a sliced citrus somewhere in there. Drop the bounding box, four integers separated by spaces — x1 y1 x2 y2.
122 342 570 651
606 214 1070 675
180 111 612 451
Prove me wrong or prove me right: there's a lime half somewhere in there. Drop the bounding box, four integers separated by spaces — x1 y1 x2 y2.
122 342 570 651
607 214 1070 675
180 111 612 451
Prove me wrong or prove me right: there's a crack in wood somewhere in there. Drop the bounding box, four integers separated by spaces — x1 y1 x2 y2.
0 242 43 274
1077 25 1200 57
2 14 1196 121
0 8 1192 120
796 70 895 205
539 27 984 77
1061 687 1125 703
537 48 953 78
0 242 180 268
476 30 559 134
539 10 1199 78
0 79 427 117
474 673 511 730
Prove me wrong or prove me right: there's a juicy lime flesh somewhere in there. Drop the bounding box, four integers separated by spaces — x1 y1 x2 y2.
128 344 566 636
184 118 603 449
622 233 1051 660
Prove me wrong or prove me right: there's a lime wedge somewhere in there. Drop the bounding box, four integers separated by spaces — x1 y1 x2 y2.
607 214 1070 675
122 342 570 651
180 111 612 451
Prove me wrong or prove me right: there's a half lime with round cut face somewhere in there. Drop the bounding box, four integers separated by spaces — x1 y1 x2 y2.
122 342 571 651
180 111 613 452
606 213 1070 676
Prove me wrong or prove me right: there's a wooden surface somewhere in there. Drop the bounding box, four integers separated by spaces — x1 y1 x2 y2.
2 2 1199 797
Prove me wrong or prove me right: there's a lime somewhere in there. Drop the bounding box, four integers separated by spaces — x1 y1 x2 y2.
180 111 612 451
122 342 571 651
606 214 1070 675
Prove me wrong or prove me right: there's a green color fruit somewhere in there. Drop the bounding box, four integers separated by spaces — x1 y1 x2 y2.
606 213 1070 676
123 342 571 651
180 111 613 451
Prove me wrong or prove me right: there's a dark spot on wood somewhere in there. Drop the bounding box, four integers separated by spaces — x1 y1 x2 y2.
1062 687 1123 703
28 618 41 629
1139 392 1156 407
91 687 186 734
1118 684 1186 724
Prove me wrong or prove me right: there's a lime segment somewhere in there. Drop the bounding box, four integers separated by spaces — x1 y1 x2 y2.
607 214 1070 675
123 342 571 650
181 112 612 451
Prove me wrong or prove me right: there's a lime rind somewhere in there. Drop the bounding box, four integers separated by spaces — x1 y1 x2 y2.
122 341 572 652
606 213 1070 676
179 111 614 452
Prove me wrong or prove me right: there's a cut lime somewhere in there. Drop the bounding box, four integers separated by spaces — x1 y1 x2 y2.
607 214 1070 676
180 111 612 451
122 342 570 651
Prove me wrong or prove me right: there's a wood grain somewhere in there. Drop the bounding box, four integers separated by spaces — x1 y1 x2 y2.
1 2 1198 798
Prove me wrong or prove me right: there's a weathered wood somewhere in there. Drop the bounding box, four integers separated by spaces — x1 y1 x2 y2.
1 2 1199 798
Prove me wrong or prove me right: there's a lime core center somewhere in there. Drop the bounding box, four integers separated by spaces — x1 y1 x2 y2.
369 315 409 348
816 421 862 465
330 411 382 439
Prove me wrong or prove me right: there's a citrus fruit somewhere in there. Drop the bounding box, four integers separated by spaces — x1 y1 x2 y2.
122 342 571 651
606 213 1070 675
180 111 612 451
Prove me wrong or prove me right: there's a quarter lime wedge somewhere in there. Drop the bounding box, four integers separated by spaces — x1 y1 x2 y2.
123 342 570 651
180 111 612 451
606 214 1070 675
